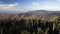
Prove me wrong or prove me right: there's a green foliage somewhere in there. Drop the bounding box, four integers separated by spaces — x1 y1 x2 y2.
0 17 59 34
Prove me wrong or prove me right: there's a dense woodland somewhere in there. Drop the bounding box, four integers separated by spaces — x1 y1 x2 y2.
0 17 60 34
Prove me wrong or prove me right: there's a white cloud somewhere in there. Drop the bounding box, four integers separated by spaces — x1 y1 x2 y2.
9 4 14 7
40 5 60 11
30 1 60 11
56 0 60 1
0 3 17 9
0 3 27 13
32 2 40 5
0 1 60 14
33 1 54 4
33 5 60 11
8 3 18 7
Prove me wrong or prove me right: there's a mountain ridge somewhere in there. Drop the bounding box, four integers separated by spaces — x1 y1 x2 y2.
0 10 60 20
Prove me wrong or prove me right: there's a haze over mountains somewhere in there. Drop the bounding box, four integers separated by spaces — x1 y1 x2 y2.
0 10 60 20
19 10 60 17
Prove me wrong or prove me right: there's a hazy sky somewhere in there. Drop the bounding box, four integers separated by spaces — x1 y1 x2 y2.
0 0 60 13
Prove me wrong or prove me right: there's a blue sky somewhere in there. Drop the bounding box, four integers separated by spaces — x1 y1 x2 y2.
0 0 60 13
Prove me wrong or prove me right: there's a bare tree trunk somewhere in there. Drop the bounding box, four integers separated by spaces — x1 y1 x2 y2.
1 28 2 34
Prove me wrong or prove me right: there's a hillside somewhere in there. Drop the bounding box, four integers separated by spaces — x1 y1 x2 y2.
19 10 60 20
0 10 60 20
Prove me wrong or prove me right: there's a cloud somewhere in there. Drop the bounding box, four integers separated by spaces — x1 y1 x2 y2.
30 1 60 11
32 1 56 6
0 0 60 14
32 2 40 5
56 0 60 1
9 3 18 7
40 5 60 11
0 3 27 13
0 3 18 9
28 5 60 11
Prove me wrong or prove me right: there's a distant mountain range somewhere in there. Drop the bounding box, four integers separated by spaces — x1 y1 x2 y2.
19 10 60 17
0 10 60 20
18 10 60 20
